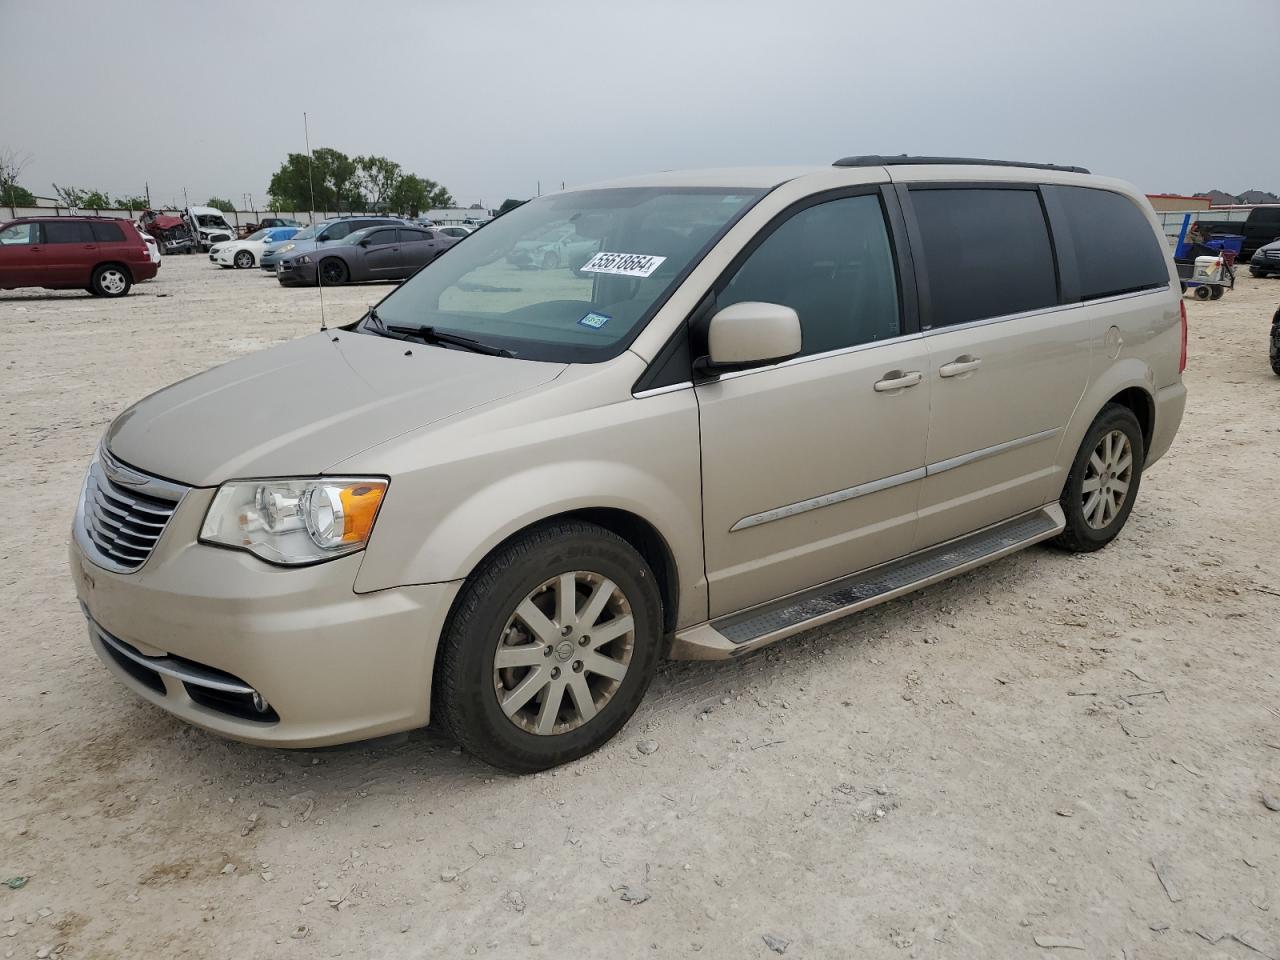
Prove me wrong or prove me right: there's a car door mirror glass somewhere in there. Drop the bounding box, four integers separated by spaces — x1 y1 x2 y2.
703 301 802 369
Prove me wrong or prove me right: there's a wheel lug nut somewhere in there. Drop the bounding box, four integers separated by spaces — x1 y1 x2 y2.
551 667 561 679
543 646 553 656
572 661 583 672
579 635 589 645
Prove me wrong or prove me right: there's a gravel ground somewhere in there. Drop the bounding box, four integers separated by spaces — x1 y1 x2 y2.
1 256 1278 959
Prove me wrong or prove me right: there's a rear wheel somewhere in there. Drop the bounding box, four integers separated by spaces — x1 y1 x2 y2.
233 250 254 269
433 521 663 773
1209 286 1224 300
91 264 131 298
1192 285 1212 301
319 258 348 285
1053 405 1145 553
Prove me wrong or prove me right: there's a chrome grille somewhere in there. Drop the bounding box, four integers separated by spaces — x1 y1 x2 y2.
80 449 187 572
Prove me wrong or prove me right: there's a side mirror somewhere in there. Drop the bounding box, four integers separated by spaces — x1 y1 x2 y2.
359 239 371 247
697 301 801 374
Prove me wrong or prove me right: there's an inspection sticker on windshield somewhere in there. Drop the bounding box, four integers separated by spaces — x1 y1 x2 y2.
580 252 666 278
577 311 611 329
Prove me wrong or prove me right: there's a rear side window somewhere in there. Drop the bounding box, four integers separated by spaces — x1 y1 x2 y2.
719 194 901 356
400 229 432 242
1056 187 1168 300
910 188 1058 328
91 222 126 242
44 221 95 243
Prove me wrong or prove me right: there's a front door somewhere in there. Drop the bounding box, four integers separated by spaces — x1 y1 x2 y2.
361 228 403 279
904 185 1091 548
696 191 930 616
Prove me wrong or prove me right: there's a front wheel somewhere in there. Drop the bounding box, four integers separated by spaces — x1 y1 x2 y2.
433 521 663 773
1251 268 1267 278
1053 405 1145 553
318 258 348 285
91 264 131 298
1192 285 1212 301
1209 286 1224 300
233 250 254 269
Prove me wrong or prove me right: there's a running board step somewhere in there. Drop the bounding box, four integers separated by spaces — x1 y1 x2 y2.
670 506 1065 660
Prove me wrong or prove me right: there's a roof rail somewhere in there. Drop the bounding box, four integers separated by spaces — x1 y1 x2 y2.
833 155 1090 175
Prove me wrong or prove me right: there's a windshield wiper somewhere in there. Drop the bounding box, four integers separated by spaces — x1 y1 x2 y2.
385 322 514 358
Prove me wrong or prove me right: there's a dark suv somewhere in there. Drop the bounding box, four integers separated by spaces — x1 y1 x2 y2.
0 216 159 297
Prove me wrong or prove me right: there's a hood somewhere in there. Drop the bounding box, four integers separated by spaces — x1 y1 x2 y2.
106 332 565 486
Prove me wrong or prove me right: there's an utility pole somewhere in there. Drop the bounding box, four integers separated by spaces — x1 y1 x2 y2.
145 181 151 207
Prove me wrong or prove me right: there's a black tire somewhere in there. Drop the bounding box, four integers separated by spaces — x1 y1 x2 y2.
1053 404 1145 553
234 250 255 269
542 249 560 270
1192 285 1212 301
433 520 663 773
319 258 348 285
1251 268 1266 278
1209 286 1224 300
90 264 131 298
86 286 102 296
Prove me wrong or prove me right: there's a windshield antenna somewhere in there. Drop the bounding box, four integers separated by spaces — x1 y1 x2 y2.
303 111 327 331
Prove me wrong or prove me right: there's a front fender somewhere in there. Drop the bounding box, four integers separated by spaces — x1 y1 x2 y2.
349 380 707 628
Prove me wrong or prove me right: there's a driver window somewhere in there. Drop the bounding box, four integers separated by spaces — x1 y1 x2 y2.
719 194 900 357
364 229 397 246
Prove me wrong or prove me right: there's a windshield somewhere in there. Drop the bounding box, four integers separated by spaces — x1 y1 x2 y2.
290 223 325 241
245 229 270 241
364 187 763 361
196 214 231 228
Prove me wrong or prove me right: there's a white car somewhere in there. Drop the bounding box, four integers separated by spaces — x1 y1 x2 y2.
138 230 161 268
210 227 300 269
435 225 473 239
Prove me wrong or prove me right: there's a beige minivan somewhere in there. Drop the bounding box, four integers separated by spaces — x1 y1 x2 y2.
71 157 1187 771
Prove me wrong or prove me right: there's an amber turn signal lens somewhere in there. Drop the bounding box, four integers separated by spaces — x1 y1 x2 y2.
340 482 387 543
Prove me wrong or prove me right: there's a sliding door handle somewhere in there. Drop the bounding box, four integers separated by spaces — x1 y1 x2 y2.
873 370 923 392
939 356 982 378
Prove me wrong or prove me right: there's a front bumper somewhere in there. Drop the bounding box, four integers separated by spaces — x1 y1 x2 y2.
70 484 460 747
276 260 317 285
1250 255 1280 273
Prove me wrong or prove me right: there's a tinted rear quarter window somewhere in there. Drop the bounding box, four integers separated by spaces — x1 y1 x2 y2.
1056 186 1168 300
44 220 95 243
91 222 126 242
910 188 1058 328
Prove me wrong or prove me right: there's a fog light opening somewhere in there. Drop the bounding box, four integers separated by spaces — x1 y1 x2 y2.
251 691 270 714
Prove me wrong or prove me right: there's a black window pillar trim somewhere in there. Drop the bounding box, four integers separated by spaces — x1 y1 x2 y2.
1039 185 1083 304
892 183 932 330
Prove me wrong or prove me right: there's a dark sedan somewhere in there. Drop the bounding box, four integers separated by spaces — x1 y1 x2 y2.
276 225 455 286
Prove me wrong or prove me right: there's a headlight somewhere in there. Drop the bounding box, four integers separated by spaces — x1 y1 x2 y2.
200 477 387 565
280 242 296 253
297 254 312 264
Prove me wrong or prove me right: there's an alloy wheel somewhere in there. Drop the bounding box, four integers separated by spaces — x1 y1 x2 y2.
1082 429 1133 529
493 572 635 735
99 270 127 294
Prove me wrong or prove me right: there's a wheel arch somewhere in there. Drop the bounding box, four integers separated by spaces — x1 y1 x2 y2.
441 507 681 638
1107 385 1154 453
95 260 134 282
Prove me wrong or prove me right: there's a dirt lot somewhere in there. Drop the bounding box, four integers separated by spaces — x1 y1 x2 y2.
1 256 1278 959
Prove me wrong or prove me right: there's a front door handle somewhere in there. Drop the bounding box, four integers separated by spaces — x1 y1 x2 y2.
939 356 982 378
873 370 923 392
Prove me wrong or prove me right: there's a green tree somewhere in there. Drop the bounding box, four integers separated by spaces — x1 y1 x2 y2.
2 182 34 205
389 174 453 217
0 148 35 205
114 195 149 211
52 183 88 208
206 196 236 213
79 190 112 209
267 147 362 213
355 155 403 210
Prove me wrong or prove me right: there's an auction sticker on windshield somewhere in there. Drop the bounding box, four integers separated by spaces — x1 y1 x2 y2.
579 252 667 278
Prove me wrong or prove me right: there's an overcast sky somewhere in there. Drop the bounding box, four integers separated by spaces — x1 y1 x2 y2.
3 0 1278 210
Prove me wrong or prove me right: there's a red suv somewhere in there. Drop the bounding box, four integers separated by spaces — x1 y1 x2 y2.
0 216 159 297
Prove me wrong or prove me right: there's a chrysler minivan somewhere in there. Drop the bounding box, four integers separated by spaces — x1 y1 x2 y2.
70 157 1187 771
